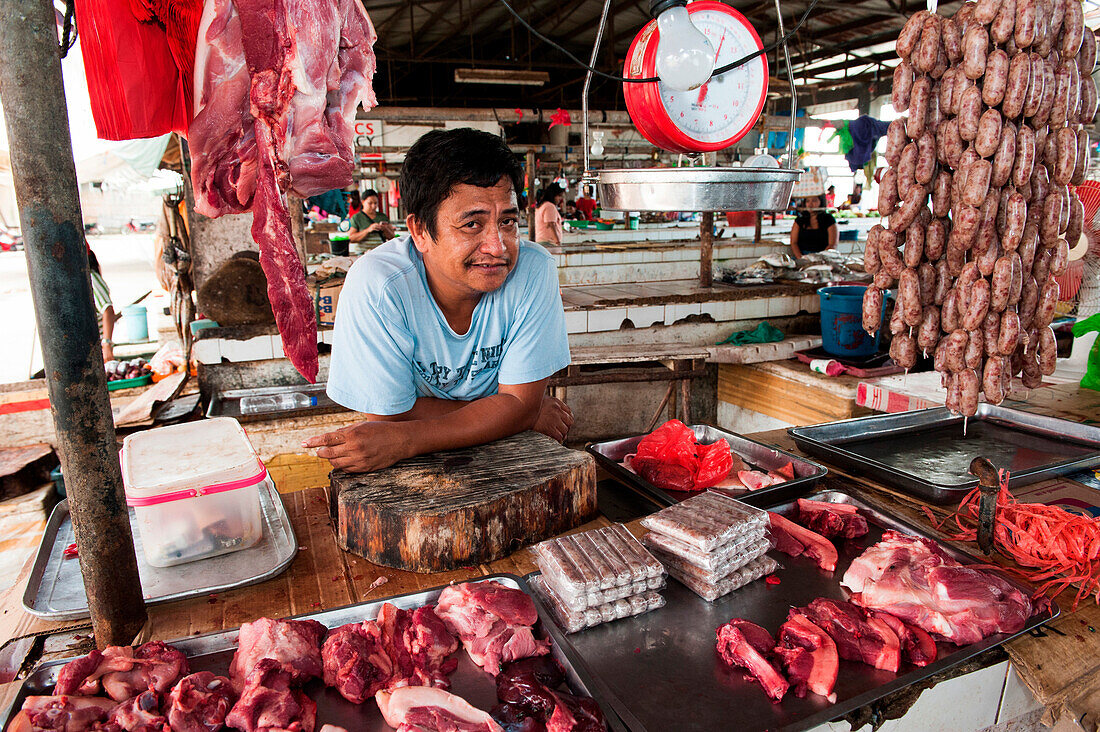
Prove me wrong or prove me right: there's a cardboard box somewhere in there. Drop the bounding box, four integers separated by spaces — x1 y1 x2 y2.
1015 473 1100 519
313 276 344 327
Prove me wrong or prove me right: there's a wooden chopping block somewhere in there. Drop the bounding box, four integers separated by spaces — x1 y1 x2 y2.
330 431 597 572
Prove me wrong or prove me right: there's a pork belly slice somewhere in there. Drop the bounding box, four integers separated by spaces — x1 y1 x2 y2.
797 598 901 673
842 531 1032 645
7 695 116 732
54 641 189 702
796 499 869 540
225 659 316 732
375 686 503 732
230 617 327 688
767 513 838 572
715 619 789 702
435 582 550 675
166 671 236 732
773 613 838 702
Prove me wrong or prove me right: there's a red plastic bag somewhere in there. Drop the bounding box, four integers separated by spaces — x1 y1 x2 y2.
694 441 735 490
75 0 203 140
635 420 735 491
635 420 698 473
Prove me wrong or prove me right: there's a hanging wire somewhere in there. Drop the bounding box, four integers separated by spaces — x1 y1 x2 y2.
495 0 820 84
59 0 77 58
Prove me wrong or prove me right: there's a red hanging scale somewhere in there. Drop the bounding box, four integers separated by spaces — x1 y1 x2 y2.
623 1 769 154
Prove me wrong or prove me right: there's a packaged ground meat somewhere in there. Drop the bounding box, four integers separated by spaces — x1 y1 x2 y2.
531 575 666 634
540 573 667 612
531 523 664 597
666 555 780 602
646 539 771 585
641 524 768 571
639 493 767 552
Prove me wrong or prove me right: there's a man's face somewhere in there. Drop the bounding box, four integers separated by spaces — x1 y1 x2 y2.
408 178 520 299
364 195 379 214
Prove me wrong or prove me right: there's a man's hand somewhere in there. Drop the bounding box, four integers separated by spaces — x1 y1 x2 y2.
534 395 573 443
303 420 411 473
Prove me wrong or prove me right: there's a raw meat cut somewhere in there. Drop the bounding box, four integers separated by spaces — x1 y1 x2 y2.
375 687 503 732
715 619 789 702
544 691 605 732
377 603 460 689
225 659 317 732
767 513 838 572
189 0 378 382
797 598 901 673
864 610 937 667
321 621 393 704
842 531 1032 645
230 617 327 688
435 582 550 675
737 470 782 491
491 703 548 732
53 641 190 701
796 499 869 539
492 656 605 732
6 696 116 732
108 690 168 731
497 657 565 690
773 613 838 702
166 671 237 732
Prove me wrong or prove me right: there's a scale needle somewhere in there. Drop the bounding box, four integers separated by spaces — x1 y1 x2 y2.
697 32 726 105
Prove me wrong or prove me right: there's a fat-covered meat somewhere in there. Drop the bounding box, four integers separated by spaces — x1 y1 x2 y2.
375 687 503 732
225 659 316 732
230 617 326 688
6 695 116 732
435 582 549 675
107 690 169 731
53 642 189 702
773 613 838 702
842 531 1032 645
797 598 901 672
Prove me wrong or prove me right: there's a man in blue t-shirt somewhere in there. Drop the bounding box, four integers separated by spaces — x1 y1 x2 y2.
304 128 573 473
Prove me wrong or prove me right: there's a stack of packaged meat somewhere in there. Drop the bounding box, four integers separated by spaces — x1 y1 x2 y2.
530 524 667 633
641 492 779 601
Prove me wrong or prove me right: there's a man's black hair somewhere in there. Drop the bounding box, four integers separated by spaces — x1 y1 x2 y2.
399 128 524 239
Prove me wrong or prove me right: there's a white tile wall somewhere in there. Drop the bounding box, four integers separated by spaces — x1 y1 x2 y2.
271 336 285 359
736 298 769 321
192 339 221 365
626 305 666 328
220 335 274 362
705 301 740 322
587 308 628 332
564 310 588 334
664 302 702 325
768 296 801 317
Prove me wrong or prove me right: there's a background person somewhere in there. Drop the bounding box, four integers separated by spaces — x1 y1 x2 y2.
534 184 565 245
88 246 116 361
348 188 396 254
789 195 838 259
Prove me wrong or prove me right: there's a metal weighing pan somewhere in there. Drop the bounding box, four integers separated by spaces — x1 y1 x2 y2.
536 490 1058 732
207 383 344 422
3 575 625 732
22 479 296 620
788 405 1100 504
595 167 802 213
588 424 827 508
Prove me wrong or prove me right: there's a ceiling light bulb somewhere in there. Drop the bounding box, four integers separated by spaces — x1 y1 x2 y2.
654 5 714 91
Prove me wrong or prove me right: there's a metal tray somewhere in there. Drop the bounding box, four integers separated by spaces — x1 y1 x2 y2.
595 167 802 213
537 489 1058 732
587 424 827 508
22 479 296 620
788 405 1100 504
3 575 625 732
206 383 344 422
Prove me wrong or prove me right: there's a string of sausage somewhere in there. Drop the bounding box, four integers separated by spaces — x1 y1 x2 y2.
865 0 1094 415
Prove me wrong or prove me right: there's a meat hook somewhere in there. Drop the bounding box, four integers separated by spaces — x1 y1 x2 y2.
968 456 999 554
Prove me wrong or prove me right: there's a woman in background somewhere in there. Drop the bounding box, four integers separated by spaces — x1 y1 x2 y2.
534 184 564 245
348 189 395 254
789 195 837 259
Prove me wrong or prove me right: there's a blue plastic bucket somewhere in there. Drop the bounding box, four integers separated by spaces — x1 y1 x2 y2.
119 304 149 343
818 285 882 357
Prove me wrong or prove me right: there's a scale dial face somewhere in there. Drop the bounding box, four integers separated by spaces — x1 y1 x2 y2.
624 1 768 154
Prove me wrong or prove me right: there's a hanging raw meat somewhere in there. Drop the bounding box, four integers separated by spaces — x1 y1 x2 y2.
189 0 378 382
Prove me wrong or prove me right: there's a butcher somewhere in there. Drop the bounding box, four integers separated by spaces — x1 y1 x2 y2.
304 128 574 473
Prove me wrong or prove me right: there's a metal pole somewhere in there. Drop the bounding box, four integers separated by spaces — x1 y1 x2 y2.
526 150 537 240
699 212 713 287
0 0 146 645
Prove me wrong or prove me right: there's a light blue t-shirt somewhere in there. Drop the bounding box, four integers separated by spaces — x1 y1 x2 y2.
327 235 571 415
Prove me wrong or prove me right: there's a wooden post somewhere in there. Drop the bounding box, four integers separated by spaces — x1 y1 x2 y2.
287 194 308 268
754 211 763 243
700 211 713 288
526 150 537 240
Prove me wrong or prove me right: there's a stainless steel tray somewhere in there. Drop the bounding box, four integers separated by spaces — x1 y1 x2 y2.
788 405 1100 504
4 575 625 732
536 489 1058 732
22 479 297 620
595 167 801 212
587 424 827 508
206 383 344 422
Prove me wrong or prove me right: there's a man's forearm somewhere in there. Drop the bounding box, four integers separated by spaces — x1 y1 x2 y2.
408 393 536 455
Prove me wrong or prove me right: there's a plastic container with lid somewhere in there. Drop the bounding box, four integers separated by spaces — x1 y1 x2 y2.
122 417 266 567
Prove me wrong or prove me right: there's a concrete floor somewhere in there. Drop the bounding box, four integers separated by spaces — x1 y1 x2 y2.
0 233 165 383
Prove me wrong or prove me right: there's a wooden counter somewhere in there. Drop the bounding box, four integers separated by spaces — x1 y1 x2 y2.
0 391 1098 727
718 359 874 426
